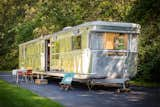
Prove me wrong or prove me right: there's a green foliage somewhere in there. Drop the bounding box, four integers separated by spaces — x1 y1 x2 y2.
0 0 159 82
126 0 160 82
129 80 160 87
15 22 35 44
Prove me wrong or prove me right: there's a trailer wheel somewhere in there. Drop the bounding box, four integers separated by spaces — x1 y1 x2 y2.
60 85 64 90
125 80 130 88
65 85 69 91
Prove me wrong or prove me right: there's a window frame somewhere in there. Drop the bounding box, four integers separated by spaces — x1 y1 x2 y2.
71 35 82 50
89 32 129 50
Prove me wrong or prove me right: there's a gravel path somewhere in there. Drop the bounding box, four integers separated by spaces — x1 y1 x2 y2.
0 72 160 107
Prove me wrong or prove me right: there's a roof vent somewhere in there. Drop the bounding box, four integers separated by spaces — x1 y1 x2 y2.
63 26 72 30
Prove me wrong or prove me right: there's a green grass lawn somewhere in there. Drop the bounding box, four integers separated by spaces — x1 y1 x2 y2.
0 80 63 107
129 80 160 87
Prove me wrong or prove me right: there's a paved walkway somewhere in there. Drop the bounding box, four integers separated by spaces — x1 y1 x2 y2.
0 72 160 107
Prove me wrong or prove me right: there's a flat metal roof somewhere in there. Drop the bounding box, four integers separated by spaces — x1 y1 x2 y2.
19 21 140 46
79 21 140 28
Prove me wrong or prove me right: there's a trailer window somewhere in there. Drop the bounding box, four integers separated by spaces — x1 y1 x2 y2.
52 41 59 53
72 35 81 50
130 34 137 52
90 32 128 50
22 46 26 58
52 41 59 59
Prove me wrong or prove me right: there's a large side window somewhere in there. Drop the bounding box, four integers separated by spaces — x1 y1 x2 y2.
51 41 59 59
130 34 137 52
52 41 59 53
90 32 128 50
72 35 81 50
22 46 26 58
114 33 128 50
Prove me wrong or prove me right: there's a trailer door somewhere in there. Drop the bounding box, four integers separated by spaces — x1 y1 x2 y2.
45 40 50 71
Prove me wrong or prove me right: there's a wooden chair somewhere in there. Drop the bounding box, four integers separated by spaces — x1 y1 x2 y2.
25 69 34 83
16 70 27 84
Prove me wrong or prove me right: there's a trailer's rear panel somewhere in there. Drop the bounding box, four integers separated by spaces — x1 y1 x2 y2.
89 32 138 79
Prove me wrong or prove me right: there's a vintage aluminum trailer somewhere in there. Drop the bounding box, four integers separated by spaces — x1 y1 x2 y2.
19 21 140 88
